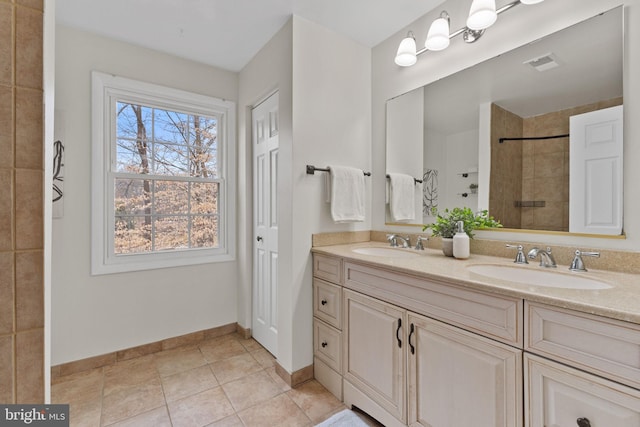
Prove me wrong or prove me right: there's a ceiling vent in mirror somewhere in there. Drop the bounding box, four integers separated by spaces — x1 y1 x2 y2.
524 52 560 72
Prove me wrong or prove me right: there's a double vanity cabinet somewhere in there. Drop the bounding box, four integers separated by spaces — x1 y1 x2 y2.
311 246 640 427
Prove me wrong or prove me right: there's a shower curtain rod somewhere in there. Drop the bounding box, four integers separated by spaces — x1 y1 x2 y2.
499 133 569 144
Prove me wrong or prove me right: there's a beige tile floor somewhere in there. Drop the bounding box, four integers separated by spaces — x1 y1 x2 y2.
51 332 380 427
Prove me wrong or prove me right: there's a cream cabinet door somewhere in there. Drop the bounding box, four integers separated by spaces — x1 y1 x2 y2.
408 313 523 427
343 289 406 423
526 353 640 427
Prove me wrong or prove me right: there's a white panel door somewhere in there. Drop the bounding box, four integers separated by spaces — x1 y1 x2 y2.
252 92 279 355
569 105 623 234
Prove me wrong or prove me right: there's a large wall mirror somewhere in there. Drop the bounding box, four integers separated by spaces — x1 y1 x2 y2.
385 7 623 236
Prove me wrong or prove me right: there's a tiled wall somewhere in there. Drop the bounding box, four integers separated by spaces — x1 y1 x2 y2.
521 97 622 231
490 103 523 229
490 98 622 232
0 0 45 403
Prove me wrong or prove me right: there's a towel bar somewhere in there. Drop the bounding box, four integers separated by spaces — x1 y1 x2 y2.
385 174 423 184
499 133 569 144
306 165 371 176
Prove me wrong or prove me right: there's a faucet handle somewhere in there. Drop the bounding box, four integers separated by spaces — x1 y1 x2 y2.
569 250 600 272
580 250 600 258
386 234 397 247
506 244 528 264
415 236 428 250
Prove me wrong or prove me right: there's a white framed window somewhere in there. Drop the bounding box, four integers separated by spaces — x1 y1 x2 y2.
91 71 236 275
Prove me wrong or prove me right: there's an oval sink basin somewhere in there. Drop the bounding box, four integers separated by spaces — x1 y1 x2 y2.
352 247 421 258
467 264 612 290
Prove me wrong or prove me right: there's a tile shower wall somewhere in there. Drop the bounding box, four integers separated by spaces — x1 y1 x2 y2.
0 0 45 403
521 97 622 231
490 103 523 229
490 98 622 232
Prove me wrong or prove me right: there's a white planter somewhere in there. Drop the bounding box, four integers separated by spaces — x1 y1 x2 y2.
441 238 454 257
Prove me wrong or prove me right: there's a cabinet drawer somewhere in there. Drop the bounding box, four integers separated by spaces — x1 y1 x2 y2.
526 302 640 389
525 353 640 427
314 319 342 373
314 279 342 329
344 262 523 346
313 254 342 284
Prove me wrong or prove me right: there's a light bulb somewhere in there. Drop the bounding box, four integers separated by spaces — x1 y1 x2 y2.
467 0 497 31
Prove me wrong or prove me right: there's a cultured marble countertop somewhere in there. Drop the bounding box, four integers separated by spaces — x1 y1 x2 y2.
312 242 640 325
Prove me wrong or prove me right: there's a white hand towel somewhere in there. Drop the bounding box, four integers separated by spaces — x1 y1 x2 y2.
329 166 365 222
388 173 415 222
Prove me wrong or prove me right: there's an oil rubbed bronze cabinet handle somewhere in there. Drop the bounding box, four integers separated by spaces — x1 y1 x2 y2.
321 299 327 306
577 418 591 427
409 323 415 355
256 236 263 242
396 319 402 348
321 341 328 348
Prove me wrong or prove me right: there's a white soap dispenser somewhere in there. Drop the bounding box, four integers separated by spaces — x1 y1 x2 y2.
453 220 470 259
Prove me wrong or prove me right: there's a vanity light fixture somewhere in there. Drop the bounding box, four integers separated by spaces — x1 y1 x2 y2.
394 0 544 67
425 12 451 51
467 0 497 30
395 31 418 66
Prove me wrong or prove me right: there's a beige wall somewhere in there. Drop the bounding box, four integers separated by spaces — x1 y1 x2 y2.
52 26 240 366
0 0 45 403
238 19 294 367
238 16 371 374
289 16 371 372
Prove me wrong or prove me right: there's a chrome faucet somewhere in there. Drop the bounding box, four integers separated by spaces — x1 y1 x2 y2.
527 246 557 268
387 234 410 248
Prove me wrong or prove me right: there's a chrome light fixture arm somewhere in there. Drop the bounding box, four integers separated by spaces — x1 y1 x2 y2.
397 0 536 66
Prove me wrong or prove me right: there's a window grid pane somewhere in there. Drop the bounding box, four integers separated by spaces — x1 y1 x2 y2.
113 173 220 254
115 102 220 179
114 100 220 255
114 102 220 255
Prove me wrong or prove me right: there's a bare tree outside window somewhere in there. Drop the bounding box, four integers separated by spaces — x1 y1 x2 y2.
114 101 219 255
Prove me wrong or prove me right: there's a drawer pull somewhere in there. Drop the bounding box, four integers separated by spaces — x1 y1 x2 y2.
409 323 415 355
321 299 327 306
577 418 591 427
321 341 328 348
396 318 402 348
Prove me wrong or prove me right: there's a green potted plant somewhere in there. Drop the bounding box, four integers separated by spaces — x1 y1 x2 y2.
423 207 502 256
